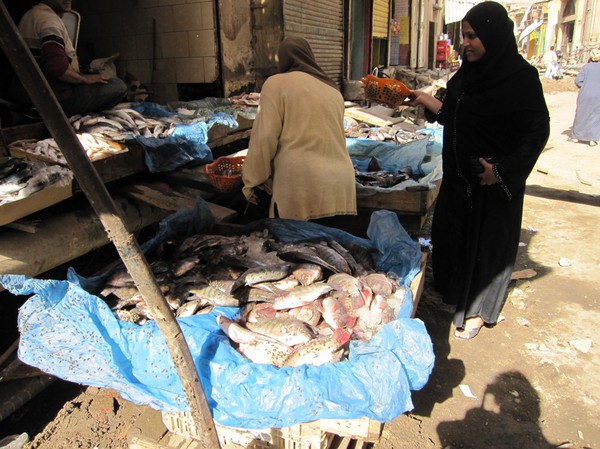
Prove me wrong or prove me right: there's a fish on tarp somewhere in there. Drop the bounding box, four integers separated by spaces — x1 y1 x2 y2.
171 256 199 277
327 272 370 309
321 292 357 330
273 244 339 274
230 264 292 292
188 285 240 307
283 328 351 367
272 283 333 310
363 273 397 296
216 315 280 345
241 302 277 323
328 240 368 277
246 316 316 346
292 263 323 286
237 339 293 368
286 301 322 327
310 242 352 275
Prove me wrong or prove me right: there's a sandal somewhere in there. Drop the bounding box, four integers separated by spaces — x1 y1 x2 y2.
453 325 483 340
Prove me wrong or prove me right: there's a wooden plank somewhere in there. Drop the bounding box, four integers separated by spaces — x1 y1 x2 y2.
0 195 170 280
410 252 428 318
118 182 197 212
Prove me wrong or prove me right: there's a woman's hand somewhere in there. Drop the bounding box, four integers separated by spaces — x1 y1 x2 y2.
478 158 499 186
403 90 442 115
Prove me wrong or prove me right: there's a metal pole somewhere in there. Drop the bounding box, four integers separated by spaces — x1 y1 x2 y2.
0 3 220 447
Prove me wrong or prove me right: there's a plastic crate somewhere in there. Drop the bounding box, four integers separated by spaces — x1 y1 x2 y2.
162 412 333 449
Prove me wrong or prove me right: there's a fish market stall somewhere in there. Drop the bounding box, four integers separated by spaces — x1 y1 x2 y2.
0 97 256 282
344 111 443 234
0 200 434 448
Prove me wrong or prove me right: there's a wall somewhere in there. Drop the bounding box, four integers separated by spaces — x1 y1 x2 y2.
75 0 218 104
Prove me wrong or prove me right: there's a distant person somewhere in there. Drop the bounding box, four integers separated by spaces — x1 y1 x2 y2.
242 37 357 224
405 2 549 339
542 46 559 79
554 49 564 79
11 0 127 117
572 48 600 147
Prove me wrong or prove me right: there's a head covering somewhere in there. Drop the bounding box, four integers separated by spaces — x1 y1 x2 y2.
590 48 600 62
458 1 531 93
277 37 339 90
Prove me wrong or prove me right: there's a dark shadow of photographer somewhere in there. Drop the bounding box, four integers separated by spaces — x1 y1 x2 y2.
437 371 557 449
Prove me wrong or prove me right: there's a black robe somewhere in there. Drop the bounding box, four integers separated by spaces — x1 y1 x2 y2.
430 2 550 328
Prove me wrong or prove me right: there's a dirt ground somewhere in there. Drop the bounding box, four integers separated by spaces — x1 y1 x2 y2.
1 75 598 449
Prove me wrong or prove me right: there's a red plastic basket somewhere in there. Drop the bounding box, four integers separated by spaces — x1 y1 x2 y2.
203 156 245 192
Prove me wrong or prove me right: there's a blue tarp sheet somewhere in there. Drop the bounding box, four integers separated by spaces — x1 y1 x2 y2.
128 103 240 173
0 202 434 429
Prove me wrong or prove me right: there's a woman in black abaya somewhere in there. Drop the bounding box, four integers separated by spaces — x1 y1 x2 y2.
407 2 549 339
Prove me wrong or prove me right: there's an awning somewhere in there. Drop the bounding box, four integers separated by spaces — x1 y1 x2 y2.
518 20 543 43
444 0 481 24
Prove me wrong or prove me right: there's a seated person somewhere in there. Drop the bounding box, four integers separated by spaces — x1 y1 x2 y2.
10 0 127 117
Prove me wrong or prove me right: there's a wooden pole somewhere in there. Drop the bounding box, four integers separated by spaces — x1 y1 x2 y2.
0 3 220 447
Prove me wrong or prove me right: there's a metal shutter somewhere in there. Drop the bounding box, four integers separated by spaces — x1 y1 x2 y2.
283 0 344 86
373 0 390 39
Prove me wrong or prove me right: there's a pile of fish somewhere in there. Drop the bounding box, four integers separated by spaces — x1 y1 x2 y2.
8 132 128 165
354 156 414 188
99 229 406 367
0 157 72 205
344 117 425 145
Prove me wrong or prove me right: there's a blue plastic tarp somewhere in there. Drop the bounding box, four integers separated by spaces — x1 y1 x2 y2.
0 206 434 429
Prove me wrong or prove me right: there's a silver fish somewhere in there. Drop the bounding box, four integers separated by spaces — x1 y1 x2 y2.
231 264 292 292
246 317 316 346
272 283 333 310
176 299 202 317
283 328 351 367
363 273 397 296
311 242 352 274
216 315 279 344
237 339 293 368
292 263 323 286
189 285 240 307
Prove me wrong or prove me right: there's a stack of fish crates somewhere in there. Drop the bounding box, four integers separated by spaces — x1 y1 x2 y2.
161 411 334 449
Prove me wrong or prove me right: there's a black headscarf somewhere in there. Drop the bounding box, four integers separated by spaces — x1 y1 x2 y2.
458 1 532 93
277 36 339 91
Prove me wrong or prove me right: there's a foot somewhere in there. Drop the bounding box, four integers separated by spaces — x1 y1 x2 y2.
454 316 485 340
590 141 598 147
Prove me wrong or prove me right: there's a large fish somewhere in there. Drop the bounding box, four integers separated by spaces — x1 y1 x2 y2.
230 264 292 292
216 315 279 344
311 242 352 275
321 293 357 330
292 263 323 286
363 273 397 296
272 283 333 310
283 328 351 367
327 272 370 309
237 340 293 368
188 285 240 307
246 316 316 346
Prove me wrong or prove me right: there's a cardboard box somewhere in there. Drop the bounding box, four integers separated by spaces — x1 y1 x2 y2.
0 179 73 226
